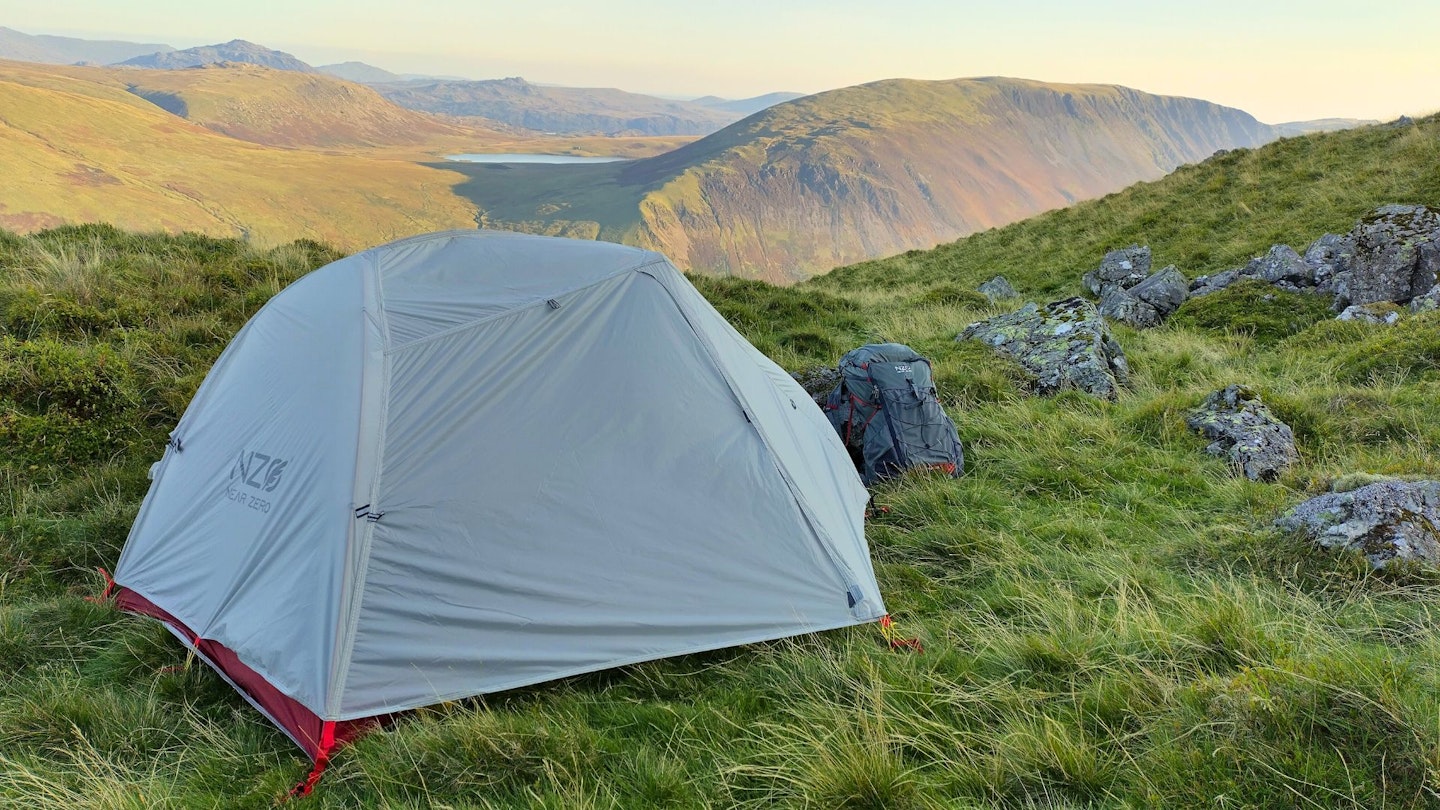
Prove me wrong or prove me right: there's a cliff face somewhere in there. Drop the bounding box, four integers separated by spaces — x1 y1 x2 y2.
627 78 1279 282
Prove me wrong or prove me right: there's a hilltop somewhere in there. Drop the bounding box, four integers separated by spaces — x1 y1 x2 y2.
1 109 1438 807
447 77 1280 282
118 39 315 72
0 60 478 245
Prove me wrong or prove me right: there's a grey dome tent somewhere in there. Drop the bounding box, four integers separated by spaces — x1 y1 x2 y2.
109 230 887 782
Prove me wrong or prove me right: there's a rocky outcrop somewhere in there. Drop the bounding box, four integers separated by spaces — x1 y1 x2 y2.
1191 245 1312 297
1099 264 1189 328
1082 246 1151 298
1326 205 1440 309
958 298 1129 399
1186 385 1298 482
1411 284 1440 313
1276 480 1440 569
790 366 842 404
1336 303 1401 325
978 275 1018 301
1189 206 1440 310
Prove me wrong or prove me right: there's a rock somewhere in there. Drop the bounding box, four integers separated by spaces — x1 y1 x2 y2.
1185 385 1298 482
1129 265 1189 315
1099 286 1161 329
1328 205 1440 309
1410 284 1440 314
1303 232 1351 289
790 366 842 404
1082 245 1151 297
1191 245 1311 297
1336 303 1402 325
958 298 1129 399
977 275 1018 302
1275 480 1440 569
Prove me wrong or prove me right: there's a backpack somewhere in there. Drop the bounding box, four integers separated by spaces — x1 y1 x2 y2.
823 343 964 485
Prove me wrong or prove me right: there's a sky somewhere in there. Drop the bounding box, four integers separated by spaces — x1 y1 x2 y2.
4 0 1438 122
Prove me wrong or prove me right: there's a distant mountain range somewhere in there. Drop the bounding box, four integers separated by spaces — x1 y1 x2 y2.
692 92 807 115
446 78 1287 281
0 25 172 65
370 77 748 136
118 39 315 72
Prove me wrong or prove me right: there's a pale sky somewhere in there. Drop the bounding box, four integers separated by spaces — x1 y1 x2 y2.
4 0 1437 122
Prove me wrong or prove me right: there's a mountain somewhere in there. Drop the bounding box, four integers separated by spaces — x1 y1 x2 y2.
372 76 740 135
119 39 315 72
0 59 476 244
0 26 173 65
692 91 806 115
443 77 1282 282
318 60 402 83
1274 117 1379 136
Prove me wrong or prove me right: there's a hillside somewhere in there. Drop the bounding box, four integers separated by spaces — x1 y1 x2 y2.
373 76 740 136
445 77 1281 282
0 25 172 65
0 60 478 246
318 60 402 83
1 111 1438 807
118 39 314 72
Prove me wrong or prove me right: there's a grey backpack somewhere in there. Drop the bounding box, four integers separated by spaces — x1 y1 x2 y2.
823 343 964 485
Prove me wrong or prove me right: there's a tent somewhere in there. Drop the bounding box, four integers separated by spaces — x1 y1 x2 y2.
110 230 887 779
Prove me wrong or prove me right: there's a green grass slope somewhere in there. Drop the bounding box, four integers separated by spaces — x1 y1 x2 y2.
2 116 1440 807
447 77 1280 284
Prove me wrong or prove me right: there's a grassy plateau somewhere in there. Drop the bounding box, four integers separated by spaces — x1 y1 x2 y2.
0 115 1439 808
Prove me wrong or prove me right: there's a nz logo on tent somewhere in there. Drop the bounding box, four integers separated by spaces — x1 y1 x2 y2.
231 450 289 493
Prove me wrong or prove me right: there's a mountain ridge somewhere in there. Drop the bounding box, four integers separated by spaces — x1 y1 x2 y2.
118 39 315 72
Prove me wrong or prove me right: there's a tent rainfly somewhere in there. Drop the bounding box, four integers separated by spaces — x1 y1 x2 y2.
110 230 887 787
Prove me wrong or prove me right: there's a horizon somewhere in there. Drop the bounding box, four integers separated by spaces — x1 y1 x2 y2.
3 1 1437 123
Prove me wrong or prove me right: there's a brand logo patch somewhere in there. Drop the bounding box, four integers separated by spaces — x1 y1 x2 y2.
893 364 913 374
231 450 289 493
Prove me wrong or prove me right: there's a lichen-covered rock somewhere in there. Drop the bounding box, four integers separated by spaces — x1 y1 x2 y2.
1336 302 1402 325
1411 284 1440 313
1097 265 1188 328
1327 204 1440 309
1082 245 1151 297
1099 286 1160 328
958 298 1129 399
1303 232 1351 289
1275 480 1440 569
978 275 1018 301
1130 265 1189 314
1192 245 1312 297
1185 385 1298 482
790 366 842 404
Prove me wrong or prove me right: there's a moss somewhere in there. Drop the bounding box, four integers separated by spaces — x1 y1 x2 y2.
1169 280 1333 345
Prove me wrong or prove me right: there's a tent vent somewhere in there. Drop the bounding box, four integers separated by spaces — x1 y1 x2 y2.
546 298 561 309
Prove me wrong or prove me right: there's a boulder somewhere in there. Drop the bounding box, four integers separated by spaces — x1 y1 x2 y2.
958 298 1129 399
1099 286 1161 329
1129 265 1189 315
1336 303 1402 325
790 366 842 404
1082 245 1151 297
1328 205 1440 309
977 275 1018 302
1097 265 1188 329
1410 283 1440 314
1275 480 1440 569
1303 232 1351 289
1185 385 1298 482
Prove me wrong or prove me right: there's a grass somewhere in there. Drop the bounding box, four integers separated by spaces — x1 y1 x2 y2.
3 117 1440 807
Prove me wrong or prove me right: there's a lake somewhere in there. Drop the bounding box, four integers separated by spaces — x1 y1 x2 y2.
444 153 630 164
